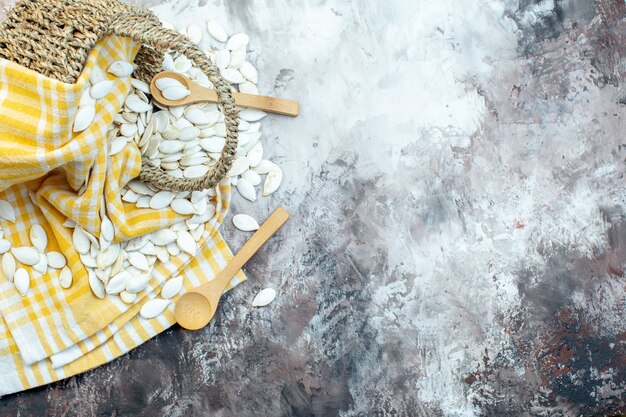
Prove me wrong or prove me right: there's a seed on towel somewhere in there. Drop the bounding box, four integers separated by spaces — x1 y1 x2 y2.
108 61 134 78
207 20 227 42
161 276 183 299
166 241 181 256
263 165 283 196
29 224 47 252
176 230 197 256
0 200 15 223
151 229 177 246
150 191 175 210
127 251 150 271
72 227 91 255
73 105 96 133
125 273 150 294
33 253 48 274
79 89 96 108
80 253 97 268
12 246 40 266
97 242 120 269
47 251 66 269
90 66 106 84
155 246 170 263
252 288 276 307
106 270 131 295
140 298 171 319
0 239 11 254
90 80 115 99
226 33 249 51
109 137 128 156
233 214 260 231
59 266 72 288
237 178 256 201
89 269 105 298
2 252 15 281
101 216 115 243
120 290 136 304
14 268 29 296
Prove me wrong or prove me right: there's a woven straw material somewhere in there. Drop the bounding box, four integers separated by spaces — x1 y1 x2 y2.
0 0 238 192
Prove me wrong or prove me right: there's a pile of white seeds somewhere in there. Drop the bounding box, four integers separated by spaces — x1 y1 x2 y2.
0 18 281 316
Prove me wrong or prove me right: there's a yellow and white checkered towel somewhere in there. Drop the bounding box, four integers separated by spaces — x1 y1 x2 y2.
0 35 244 395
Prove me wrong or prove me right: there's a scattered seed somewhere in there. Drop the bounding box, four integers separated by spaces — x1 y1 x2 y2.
59 266 72 288
233 214 260 231
263 165 283 196
252 288 276 307
14 268 29 296
140 298 171 319
108 61 134 78
161 276 183 299
2 252 16 281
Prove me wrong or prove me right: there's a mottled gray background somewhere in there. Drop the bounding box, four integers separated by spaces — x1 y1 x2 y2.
1 0 625 416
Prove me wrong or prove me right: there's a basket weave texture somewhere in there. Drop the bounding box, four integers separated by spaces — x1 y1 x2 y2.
0 0 238 192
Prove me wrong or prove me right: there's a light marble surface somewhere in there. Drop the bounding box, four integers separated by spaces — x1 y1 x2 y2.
0 0 625 415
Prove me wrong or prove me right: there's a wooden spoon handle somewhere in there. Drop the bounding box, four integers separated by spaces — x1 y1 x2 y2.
191 85 300 117
193 207 290 303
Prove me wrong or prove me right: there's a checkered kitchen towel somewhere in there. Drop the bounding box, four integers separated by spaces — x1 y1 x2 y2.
0 35 244 395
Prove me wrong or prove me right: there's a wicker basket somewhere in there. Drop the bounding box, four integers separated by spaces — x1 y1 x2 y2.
0 0 238 192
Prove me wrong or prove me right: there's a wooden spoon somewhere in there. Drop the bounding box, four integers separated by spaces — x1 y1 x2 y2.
150 71 300 117
174 207 290 330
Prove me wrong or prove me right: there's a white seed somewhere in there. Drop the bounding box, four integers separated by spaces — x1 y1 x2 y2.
162 86 191 101
120 122 138 137
228 49 246 70
125 273 150 293
169 105 185 119
184 108 219 125
150 191 175 210
14 268 29 296
89 269 105 298
95 267 111 285
0 200 15 222
139 241 157 256
162 53 175 71
33 254 48 274
130 78 150 94
59 266 72 288
166 241 181 256
136 195 151 208
127 180 153 195
90 66 105 84
81 253 97 268
187 23 203 44
73 105 96 132
176 230 197 256
0 239 11 254
12 246 40 266
79 89 96 107
109 137 128 155
220 68 245 84
159 140 185 154
246 142 263 167
229 156 249 177
2 253 16 281
108 61 134 78
214 49 230 69
101 216 115 242
90 80 115 99
171 199 196 215
125 235 147 252
161 276 183 299
155 246 170 263
252 159 274 174
125 94 152 113
106 270 131 295
200 137 225 153
227 33 249 50
29 224 47 252
238 82 259 95
207 20 227 42
233 214 260 231
179 126 200 141
184 165 209 178
140 298 171 319
47 251 66 269
241 170 261 186
239 108 267 122
155 77 185 91
263 165 283 196
128 251 151 271
239 62 258 83
120 290 136 304
72 227 91 254
97 242 120 269
237 178 256 201
174 55 192 73
252 288 276 307
151 229 177 245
